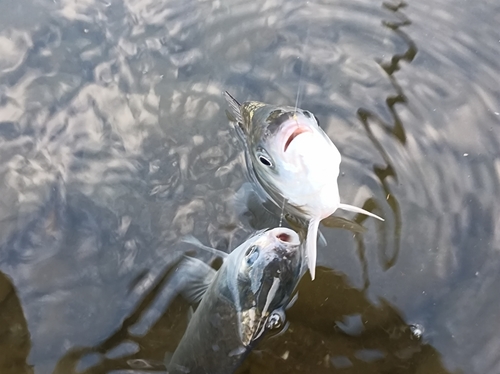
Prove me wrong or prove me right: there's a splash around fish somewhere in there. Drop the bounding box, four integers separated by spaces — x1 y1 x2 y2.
224 91 384 280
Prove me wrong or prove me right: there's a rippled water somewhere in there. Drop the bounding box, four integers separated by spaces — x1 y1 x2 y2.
0 0 499 373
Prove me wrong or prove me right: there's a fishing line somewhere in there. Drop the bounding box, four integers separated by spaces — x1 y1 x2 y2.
278 196 287 227
293 1 312 113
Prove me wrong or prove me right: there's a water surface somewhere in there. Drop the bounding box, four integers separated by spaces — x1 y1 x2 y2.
0 0 499 373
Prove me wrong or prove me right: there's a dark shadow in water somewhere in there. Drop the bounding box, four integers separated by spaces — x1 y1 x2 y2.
237 267 458 374
46 266 456 374
51 258 183 374
354 1 417 289
0 192 459 374
0 271 33 374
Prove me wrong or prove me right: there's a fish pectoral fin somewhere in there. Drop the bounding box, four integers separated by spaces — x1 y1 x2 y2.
178 256 216 304
337 203 385 221
223 91 243 124
180 235 228 259
305 218 320 280
187 305 194 323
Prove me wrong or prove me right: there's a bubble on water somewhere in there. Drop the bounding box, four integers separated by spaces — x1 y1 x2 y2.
409 323 424 340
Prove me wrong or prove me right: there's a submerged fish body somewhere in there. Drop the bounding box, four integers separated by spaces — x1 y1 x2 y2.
167 227 302 374
224 92 383 280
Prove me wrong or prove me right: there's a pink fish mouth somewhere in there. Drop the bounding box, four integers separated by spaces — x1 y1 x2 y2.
283 123 312 152
269 227 300 246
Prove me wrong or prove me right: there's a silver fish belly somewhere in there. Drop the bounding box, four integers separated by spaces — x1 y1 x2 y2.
224 91 383 280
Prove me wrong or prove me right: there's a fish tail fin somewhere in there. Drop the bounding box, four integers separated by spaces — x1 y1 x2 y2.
306 218 320 280
338 203 384 221
223 91 241 107
223 91 243 124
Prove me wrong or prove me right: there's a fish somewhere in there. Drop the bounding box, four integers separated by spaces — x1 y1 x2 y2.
224 91 383 280
166 227 302 374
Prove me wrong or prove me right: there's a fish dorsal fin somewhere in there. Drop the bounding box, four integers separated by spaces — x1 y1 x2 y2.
223 91 243 124
305 217 321 280
178 256 216 304
337 203 384 221
180 235 228 259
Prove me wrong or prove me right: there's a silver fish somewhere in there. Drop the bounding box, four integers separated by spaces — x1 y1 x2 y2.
167 227 302 374
224 92 383 280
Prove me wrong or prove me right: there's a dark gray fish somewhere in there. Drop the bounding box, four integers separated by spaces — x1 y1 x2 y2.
166 227 302 374
224 91 383 280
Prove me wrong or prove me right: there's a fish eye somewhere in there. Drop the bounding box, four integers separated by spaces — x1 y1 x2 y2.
259 156 272 167
256 149 273 168
266 311 284 330
244 245 260 265
303 110 312 118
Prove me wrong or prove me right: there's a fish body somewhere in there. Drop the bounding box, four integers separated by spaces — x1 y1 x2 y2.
224 92 383 280
167 227 302 374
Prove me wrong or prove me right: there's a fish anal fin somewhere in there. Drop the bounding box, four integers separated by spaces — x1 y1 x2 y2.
338 203 384 221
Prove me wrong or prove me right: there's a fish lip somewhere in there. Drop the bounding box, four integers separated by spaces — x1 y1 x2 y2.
280 118 314 152
268 227 300 246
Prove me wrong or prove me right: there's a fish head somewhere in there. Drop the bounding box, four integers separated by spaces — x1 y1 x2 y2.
238 101 342 220
233 227 302 346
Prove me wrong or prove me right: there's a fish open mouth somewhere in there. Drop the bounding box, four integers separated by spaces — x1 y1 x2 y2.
284 127 310 152
277 232 291 242
269 228 300 246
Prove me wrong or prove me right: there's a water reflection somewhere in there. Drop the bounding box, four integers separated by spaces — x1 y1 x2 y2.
0 179 182 373
354 0 417 286
0 0 499 372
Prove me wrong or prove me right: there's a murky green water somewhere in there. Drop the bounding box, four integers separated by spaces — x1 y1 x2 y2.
0 0 499 373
